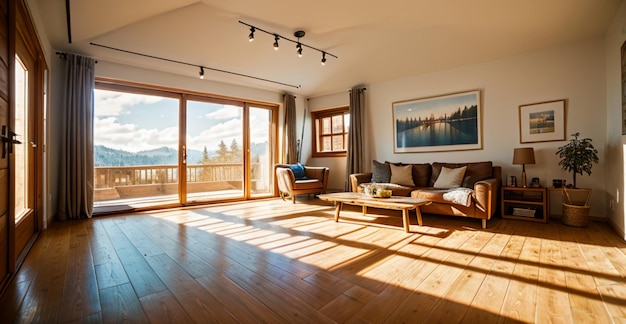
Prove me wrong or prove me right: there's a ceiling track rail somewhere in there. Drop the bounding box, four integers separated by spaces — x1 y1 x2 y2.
65 0 72 44
89 42 301 89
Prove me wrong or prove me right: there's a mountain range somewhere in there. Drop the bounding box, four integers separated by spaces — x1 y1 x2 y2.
95 143 267 166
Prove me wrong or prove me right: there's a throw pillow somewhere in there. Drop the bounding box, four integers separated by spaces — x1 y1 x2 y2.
390 164 415 187
371 160 391 183
289 163 307 180
433 166 467 188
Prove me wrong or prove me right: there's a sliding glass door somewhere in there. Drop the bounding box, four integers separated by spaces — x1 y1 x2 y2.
93 82 277 211
185 98 244 202
249 105 275 197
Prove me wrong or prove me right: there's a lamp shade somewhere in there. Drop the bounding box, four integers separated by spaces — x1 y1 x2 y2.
513 147 535 165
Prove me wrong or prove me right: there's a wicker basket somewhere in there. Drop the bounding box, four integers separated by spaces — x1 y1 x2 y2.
561 203 590 227
561 188 592 227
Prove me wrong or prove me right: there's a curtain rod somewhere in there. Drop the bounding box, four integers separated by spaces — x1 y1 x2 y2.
89 42 300 89
56 51 99 63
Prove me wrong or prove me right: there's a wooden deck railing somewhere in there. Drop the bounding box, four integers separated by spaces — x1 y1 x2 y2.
94 163 262 189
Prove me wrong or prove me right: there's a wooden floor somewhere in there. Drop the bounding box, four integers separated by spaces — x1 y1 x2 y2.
1 197 626 323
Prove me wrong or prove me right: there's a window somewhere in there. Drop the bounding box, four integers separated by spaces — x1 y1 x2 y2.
312 107 349 157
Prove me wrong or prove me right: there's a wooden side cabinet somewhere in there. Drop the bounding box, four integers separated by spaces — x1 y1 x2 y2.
501 187 548 223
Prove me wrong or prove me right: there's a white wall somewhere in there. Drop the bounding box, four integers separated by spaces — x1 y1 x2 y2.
605 1 626 238
309 37 608 217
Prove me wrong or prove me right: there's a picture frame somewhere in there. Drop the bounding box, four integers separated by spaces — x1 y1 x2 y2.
518 99 566 144
392 90 482 153
621 39 626 135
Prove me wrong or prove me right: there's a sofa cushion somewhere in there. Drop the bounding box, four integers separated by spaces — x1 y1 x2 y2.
462 161 493 187
411 163 432 187
371 160 391 183
412 188 475 207
430 161 493 188
433 166 467 188
289 163 307 180
292 179 322 190
390 164 415 186
387 162 431 187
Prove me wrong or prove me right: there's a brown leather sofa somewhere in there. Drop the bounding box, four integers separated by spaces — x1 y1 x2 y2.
275 164 329 203
350 161 501 228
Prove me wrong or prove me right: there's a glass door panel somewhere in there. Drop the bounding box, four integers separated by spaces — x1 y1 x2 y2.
249 106 274 197
14 56 29 223
186 100 244 202
93 89 179 210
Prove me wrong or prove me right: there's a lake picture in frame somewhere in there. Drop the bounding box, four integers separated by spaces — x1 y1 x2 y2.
393 90 481 153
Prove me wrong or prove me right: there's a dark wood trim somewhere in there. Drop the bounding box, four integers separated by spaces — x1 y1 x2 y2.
311 106 349 158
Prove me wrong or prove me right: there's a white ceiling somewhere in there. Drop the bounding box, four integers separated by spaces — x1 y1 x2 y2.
32 0 622 97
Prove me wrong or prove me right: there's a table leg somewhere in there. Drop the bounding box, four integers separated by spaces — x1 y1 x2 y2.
402 209 410 233
415 207 423 226
334 202 343 222
362 206 367 215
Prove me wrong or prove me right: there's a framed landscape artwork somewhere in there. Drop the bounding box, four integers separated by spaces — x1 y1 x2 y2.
518 99 566 143
392 90 482 153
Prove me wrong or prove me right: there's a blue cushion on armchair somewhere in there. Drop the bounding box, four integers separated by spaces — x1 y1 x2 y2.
289 163 308 180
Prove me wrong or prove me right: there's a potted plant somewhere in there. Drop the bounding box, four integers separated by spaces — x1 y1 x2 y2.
555 132 599 226
556 132 599 188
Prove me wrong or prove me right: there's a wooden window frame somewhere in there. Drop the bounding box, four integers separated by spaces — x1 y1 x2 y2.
312 107 349 158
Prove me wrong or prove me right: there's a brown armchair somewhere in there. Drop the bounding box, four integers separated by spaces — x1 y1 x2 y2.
275 164 329 203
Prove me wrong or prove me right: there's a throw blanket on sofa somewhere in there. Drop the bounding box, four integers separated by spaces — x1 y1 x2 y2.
442 188 474 207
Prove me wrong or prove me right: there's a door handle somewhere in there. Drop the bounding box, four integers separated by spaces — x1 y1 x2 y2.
182 145 187 164
0 126 22 158
30 141 37 148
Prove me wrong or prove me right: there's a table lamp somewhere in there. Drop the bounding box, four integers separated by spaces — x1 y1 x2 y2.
513 147 535 187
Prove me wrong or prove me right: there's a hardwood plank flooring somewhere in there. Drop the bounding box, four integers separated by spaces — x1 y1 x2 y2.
2 197 626 323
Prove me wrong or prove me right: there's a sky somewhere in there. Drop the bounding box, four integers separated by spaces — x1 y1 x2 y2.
393 92 479 121
94 89 270 153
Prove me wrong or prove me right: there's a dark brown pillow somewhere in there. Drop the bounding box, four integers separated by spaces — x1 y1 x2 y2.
411 163 432 187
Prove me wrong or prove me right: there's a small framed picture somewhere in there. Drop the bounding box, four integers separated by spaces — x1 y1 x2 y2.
518 99 566 144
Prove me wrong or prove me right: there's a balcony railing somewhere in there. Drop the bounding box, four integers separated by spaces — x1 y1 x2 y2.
94 163 267 202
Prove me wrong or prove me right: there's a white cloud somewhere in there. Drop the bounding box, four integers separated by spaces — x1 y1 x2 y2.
95 117 177 152
187 118 242 151
204 107 241 120
94 90 163 116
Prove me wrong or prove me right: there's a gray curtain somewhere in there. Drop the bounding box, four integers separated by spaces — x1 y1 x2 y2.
57 54 95 220
283 94 297 164
345 86 366 191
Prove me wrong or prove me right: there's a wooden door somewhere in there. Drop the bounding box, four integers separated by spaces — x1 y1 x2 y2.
13 2 39 262
0 0 12 289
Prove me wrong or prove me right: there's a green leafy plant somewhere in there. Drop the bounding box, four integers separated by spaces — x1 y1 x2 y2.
556 132 599 188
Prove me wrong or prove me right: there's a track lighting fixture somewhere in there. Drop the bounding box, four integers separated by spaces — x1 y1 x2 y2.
248 27 255 42
239 21 337 64
273 35 280 50
199 66 204 79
